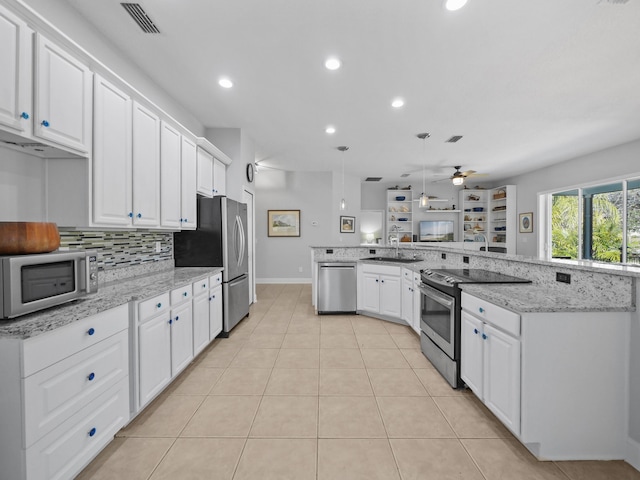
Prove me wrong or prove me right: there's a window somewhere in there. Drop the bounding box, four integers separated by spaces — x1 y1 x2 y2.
546 177 640 265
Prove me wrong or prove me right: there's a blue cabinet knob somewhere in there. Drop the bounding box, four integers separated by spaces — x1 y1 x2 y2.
157 303 162 308
209 296 212 301
41 120 49 127
87 372 95 381
88 427 97 437
87 327 95 336
473 328 479 335
202 284 206 288
482 333 488 340
479 307 485 313
20 112 29 119
183 292 188 297
169 319 173 325
136 213 142 218
184 218 188 222
175 316 179 321
128 212 133 218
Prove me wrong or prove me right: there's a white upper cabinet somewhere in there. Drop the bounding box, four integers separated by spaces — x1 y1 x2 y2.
213 157 226 196
34 33 92 154
196 147 214 197
160 121 182 229
132 101 161 227
93 75 133 227
180 136 197 229
0 4 32 134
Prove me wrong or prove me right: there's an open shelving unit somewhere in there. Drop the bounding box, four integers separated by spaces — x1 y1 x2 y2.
460 189 488 243
386 189 413 244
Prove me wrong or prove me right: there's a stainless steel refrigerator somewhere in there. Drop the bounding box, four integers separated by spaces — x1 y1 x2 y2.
174 196 249 335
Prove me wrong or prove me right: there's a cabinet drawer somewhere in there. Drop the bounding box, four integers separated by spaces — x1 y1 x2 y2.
138 292 170 320
22 304 128 377
209 272 222 286
23 330 128 448
461 292 520 336
171 284 192 304
193 277 209 296
25 377 129 480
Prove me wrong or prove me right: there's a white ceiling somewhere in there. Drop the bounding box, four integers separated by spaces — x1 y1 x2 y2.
53 0 640 183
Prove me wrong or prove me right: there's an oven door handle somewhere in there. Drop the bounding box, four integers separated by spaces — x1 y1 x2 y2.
419 284 454 308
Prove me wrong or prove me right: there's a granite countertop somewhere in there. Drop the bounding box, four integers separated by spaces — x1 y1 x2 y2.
0 267 223 340
459 283 634 313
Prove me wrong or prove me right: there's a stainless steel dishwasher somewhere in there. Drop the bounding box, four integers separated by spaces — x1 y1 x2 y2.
317 262 357 314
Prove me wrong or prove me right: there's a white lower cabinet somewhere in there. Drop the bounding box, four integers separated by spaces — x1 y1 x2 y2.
461 291 630 460
170 300 194 375
192 278 210 355
461 309 520 435
209 284 223 340
358 264 401 318
138 307 172 408
0 304 129 480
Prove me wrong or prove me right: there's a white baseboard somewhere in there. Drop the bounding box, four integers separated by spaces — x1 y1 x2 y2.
627 437 640 472
256 278 312 284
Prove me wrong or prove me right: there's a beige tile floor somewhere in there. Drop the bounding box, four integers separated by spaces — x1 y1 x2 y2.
77 284 640 480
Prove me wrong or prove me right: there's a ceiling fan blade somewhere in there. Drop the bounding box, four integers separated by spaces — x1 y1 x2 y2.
460 170 476 177
467 172 489 177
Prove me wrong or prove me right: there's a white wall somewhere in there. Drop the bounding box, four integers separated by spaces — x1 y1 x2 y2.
0 149 46 221
255 170 333 282
205 128 255 202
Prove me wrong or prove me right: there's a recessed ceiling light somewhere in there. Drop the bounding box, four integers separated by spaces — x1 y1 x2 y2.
391 98 405 108
218 78 233 88
444 0 468 11
325 57 341 70
325 126 336 134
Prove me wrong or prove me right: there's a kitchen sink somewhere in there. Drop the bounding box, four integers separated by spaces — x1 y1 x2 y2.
362 256 422 263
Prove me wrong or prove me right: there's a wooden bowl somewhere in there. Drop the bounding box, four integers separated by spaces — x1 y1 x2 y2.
0 222 60 255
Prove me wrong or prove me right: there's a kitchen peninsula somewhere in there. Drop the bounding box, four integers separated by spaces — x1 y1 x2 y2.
310 243 637 462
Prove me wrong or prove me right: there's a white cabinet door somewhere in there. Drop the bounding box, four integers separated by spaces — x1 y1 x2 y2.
401 277 413 324
483 323 521 435
379 275 401 318
0 4 32 133
209 285 223 340
138 313 172 407
180 136 197 229
34 33 92 154
160 121 182 229
92 75 132 227
192 292 210 355
196 147 213 197
460 310 484 397
132 101 161 227
170 301 193 375
213 157 226 196
361 273 380 313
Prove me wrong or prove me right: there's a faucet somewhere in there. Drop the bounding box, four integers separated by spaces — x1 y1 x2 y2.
475 232 489 253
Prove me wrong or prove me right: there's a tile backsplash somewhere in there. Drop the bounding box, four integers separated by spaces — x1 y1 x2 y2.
59 230 173 271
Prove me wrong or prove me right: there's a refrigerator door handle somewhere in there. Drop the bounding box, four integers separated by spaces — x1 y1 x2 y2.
234 215 243 268
238 215 246 267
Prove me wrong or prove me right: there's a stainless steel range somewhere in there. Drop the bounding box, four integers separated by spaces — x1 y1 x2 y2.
419 269 530 388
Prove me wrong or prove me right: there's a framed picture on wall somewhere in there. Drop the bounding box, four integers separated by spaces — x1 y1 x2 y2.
268 210 300 237
340 216 355 233
519 212 533 233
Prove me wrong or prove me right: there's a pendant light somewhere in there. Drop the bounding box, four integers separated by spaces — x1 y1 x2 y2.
337 146 349 210
416 133 430 209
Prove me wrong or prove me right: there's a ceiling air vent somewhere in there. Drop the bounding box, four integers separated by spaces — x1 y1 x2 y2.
365 177 383 182
597 0 630 4
446 135 463 143
121 3 160 33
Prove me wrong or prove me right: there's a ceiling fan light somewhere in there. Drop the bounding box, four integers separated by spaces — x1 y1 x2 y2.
419 194 429 208
452 176 464 186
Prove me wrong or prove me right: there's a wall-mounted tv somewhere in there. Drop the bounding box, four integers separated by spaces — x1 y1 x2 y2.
419 220 454 242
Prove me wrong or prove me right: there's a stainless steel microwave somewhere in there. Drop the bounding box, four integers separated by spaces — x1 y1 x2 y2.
0 251 98 319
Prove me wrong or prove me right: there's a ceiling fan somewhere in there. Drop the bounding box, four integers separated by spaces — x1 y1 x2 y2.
448 166 488 186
